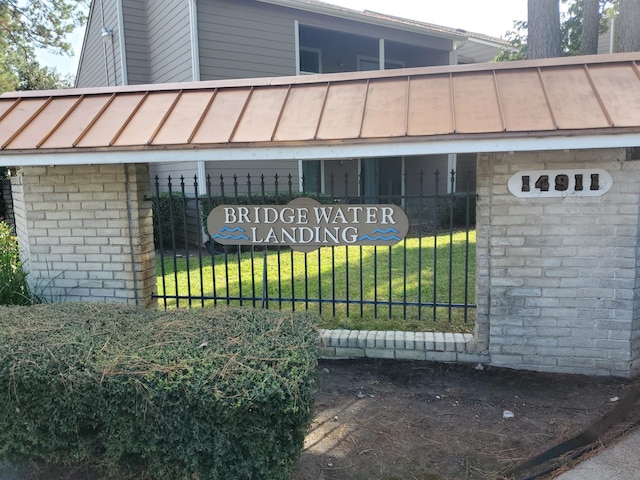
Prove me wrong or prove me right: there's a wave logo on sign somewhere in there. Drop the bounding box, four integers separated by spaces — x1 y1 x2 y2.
359 228 402 242
207 197 409 252
212 227 249 241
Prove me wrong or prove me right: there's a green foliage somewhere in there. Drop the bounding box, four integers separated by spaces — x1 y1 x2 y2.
10 56 73 91
0 168 7 220
437 195 477 229
152 192 186 249
0 221 31 305
0 303 318 479
1 0 88 56
404 195 476 230
493 20 528 62
157 231 477 331
561 0 617 55
493 0 618 62
0 1 87 94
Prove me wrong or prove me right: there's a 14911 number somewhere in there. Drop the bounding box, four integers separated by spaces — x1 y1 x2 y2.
508 169 612 198
521 173 599 192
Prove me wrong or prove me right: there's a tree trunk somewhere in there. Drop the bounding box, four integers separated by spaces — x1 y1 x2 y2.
528 0 562 59
580 0 601 55
617 0 640 52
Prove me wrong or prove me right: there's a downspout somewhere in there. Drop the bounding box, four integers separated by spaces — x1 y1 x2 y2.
116 0 128 85
295 20 304 192
189 0 205 187
190 0 207 210
100 0 111 86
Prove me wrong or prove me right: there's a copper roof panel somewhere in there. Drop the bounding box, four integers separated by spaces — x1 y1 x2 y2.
190 88 251 144
361 78 409 138
587 63 640 127
0 98 49 148
231 86 289 143
541 66 610 129
274 84 328 141
316 82 368 140
76 93 146 147
0 99 15 120
1 53 640 154
41 95 113 149
113 92 180 146
4 97 81 150
496 70 556 132
407 75 454 136
452 72 504 133
152 91 215 145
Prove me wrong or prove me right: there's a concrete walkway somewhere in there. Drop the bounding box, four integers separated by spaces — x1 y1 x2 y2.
555 428 640 480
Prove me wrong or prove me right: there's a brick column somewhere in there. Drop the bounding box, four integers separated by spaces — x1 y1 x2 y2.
476 148 640 377
12 164 156 307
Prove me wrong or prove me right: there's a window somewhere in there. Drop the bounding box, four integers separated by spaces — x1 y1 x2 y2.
299 47 322 75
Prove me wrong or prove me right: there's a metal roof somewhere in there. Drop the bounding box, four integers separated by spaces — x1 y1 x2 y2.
1 53 640 162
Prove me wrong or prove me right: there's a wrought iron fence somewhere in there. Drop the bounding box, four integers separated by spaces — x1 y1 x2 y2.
152 170 476 325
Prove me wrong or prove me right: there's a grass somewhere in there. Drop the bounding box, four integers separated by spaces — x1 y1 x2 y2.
157 230 476 333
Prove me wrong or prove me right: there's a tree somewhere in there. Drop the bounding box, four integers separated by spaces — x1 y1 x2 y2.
0 0 88 56
494 0 618 61
617 0 640 52
580 0 601 54
528 0 562 59
0 0 86 94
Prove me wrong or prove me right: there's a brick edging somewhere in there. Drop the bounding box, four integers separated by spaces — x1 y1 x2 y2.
318 329 487 363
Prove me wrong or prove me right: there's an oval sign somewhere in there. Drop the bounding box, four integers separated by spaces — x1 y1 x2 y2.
206 197 409 252
508 169 612 198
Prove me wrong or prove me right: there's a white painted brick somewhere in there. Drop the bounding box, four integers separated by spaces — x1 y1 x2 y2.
423 332 436 350
334 347 365 358
425 351 457 362
394 331 405 349
404 332 415 350
395 349 426 361
365 348 395 359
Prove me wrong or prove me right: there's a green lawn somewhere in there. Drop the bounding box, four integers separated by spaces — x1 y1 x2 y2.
157 231 476 332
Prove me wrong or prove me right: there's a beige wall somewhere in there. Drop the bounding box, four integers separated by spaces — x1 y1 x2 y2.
476 148 640 377
12 164 156 307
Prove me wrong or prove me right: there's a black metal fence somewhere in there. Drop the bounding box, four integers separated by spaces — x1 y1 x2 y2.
152 170 476 326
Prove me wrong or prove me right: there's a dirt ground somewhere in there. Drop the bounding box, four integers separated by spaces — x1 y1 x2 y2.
293 359 639 480
1 358 639 480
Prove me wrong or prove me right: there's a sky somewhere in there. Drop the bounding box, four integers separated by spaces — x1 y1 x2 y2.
37 0 529 78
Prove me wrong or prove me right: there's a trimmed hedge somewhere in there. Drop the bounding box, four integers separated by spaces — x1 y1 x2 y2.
0 304 318 479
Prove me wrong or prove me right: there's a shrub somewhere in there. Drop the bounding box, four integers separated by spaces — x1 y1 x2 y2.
437 195 476 228
152 192 186 249
0 304 318 479
404 194 476 231
0 222 31 306
0 167 7 221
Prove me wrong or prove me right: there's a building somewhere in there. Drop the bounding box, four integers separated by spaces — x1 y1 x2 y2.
75 0 509 198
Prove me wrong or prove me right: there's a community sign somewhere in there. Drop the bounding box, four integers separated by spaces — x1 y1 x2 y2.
207 197 409 252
